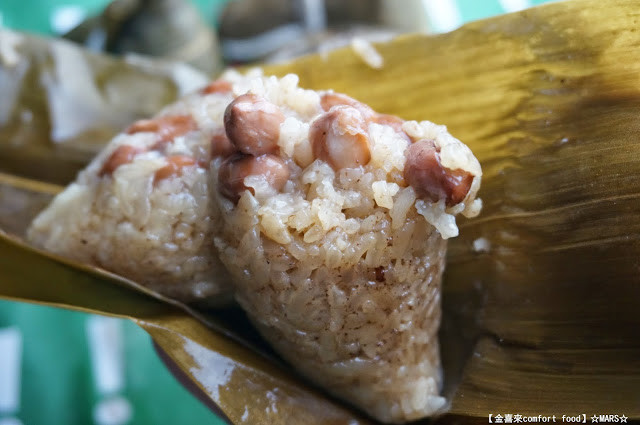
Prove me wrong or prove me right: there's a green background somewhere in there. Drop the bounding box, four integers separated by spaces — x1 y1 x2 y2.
0 1 551 424
0 0 553 36
0 0 229 34
0 300 223 425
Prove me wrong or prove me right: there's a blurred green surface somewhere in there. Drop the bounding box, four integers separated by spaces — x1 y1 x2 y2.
457 0 554 22
0 299 223 425
0 0 228 34
0 0 555 36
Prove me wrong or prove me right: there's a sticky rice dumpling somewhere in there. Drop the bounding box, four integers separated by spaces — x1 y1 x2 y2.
29 70 482 423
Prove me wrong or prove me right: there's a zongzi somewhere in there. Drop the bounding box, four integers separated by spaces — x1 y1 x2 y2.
28 70 482 423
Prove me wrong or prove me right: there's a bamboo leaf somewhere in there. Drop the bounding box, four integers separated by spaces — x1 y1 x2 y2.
0 29 208 184
1 0 640 422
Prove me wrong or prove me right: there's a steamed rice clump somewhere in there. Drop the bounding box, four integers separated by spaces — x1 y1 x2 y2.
212 70 481 423
27 83 237 302
28 68 482 423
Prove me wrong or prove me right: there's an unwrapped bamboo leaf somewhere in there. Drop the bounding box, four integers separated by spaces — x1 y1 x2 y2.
0 29 208 184
1 0 640 423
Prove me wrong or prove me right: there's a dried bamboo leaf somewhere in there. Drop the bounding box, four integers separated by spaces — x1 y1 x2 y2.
1 0 640 423
0 29 208 184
